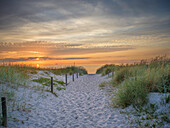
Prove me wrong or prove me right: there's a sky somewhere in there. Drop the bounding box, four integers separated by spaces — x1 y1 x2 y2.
0 0 170 73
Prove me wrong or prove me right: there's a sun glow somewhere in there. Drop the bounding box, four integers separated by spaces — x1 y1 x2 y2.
36 64 40 68
36 58 39 61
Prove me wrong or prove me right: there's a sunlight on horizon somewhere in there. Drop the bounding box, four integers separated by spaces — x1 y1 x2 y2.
0 0 169 73
36 64 40 69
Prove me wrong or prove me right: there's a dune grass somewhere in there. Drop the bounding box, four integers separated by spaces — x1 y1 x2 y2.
0 64 87 97
113 67 133 84
0 64 30 87
96 64 117 76
48 66 88 75
0 64 32 124
99 81 110 88
32 77 66 90
97 56 170 107
113 78 149 107
0 64 87 91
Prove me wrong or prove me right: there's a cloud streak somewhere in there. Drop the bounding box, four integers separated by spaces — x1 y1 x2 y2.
0 57 90 62
0 41 133 62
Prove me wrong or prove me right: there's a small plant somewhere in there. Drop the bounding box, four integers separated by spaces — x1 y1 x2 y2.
56 80 66 86
32 77 66 87
99 81 109 87
32 77 51 85
56 87 65 91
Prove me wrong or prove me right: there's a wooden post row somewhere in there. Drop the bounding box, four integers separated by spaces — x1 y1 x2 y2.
1 97 7 127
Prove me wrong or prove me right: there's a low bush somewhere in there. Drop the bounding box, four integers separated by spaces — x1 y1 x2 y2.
113 68 132 84
114 78 148 107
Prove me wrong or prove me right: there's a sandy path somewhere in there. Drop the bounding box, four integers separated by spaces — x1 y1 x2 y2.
5 74 129 128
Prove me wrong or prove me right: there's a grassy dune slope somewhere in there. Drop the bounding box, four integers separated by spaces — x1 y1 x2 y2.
97 56 170 107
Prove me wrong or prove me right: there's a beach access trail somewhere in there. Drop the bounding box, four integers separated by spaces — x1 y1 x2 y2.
5 74 129 128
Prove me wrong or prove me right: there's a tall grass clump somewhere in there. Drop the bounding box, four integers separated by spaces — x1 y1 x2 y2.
114 78 148 108
113 67 132 84
110 56 170 107
0 64 29 87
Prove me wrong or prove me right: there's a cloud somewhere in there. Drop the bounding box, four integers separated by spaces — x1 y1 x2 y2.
0 41 133 62
92 59 141 64
0 0 170 69
0 41 132 51
0 56 90 62
0 0 169 46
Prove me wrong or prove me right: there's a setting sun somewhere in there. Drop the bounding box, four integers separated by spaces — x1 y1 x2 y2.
36 64 40 68
36 58 39 61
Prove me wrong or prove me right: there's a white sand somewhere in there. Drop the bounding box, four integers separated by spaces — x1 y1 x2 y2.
0 73 130 128
1 71 169 128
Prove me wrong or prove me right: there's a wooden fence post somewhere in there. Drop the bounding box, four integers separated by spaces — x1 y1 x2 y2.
65 74 67 85
72 73 74 81
51 77 53 93
77 73 78 78
1 97 7 127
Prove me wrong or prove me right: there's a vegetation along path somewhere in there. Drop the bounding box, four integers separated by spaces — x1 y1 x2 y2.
7 74 130 128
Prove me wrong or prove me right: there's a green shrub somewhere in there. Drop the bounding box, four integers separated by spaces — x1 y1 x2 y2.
113 68 132 84
114 78 148 107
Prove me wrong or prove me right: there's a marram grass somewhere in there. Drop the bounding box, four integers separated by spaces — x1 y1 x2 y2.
98 56 170 107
